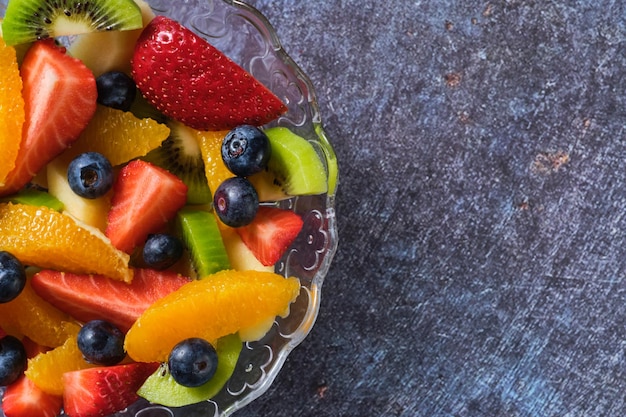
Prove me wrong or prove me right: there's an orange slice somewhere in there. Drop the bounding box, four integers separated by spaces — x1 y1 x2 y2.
124 269 300 362
25 334 96 396
0 36 24 185
0 277 80 348
195 129 236 233
195 129 231 195
195 128 283 216
64 105 170 166
0 203 132 282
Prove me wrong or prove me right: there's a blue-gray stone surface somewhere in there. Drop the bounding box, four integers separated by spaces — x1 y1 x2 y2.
244 1 626 416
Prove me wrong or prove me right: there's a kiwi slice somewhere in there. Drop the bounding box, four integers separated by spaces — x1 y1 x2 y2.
248 127 328 201
1 0 143 46
176 207 230 279
143 121 212 205
66 0 154 77
0 188 64 211
137 333 242 407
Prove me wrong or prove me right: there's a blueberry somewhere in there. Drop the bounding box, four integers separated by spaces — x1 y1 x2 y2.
0 251 26 304
96 71 137 111
77 320 126 365
221 125 271 177
168 338 218 387
0 335 27 386
67 152 114 199
143 233 184 270
213 177 259 227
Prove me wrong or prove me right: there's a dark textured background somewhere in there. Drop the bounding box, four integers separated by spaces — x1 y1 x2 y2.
241 1 626 416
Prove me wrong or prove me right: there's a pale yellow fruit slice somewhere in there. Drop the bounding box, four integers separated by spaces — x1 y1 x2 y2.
46 154 112 232
220 227 274 272
68 0 155 77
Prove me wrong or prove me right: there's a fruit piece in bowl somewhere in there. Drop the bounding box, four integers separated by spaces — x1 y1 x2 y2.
1 0 144 46
0 38 98 196
0 0 338 415
131 15 288 131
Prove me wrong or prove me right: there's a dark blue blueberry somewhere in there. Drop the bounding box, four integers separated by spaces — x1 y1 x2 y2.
77 320 126 366
143 233 184 270
0 251 26 304
221 125 271 177
67 152 114 199
96 71 137 111
0 335 27 386
168 338 218 387
213 177 259 227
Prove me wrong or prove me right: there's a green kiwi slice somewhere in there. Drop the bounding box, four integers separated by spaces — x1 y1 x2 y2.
137 333 242 407
248 127 328 201
0 188 64 211
176 207 230 279
143 121 212 205
1 0 143 46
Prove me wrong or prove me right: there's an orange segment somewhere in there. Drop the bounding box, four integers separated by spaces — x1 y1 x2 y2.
195 129 236 233
195 129 231 195
124 269 301 363
62 105 170 166
0 277 80 348
25 334 96 396
0 203 133 282
0 35 24 185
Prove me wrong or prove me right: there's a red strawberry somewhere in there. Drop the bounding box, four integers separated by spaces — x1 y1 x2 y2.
131 15 287 131
105 160 188 253
236 206 304 266
31 268 191 333
0 39 97 196
2 375 63 417
63 362 159 417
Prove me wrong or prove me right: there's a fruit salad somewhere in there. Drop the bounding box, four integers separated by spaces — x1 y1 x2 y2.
0 0 337 416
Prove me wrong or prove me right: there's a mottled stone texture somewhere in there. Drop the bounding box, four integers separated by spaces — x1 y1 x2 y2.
243 1 626 416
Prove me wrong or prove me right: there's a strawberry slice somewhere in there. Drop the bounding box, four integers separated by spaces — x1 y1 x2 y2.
2 375 63 417
31 269 191 333
63 362 159 417
236 206 304 266
0 39 97 196
105 160 188 253
132 16 287 131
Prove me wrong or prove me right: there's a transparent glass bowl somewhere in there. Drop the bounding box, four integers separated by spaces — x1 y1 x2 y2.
0 0 338 416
